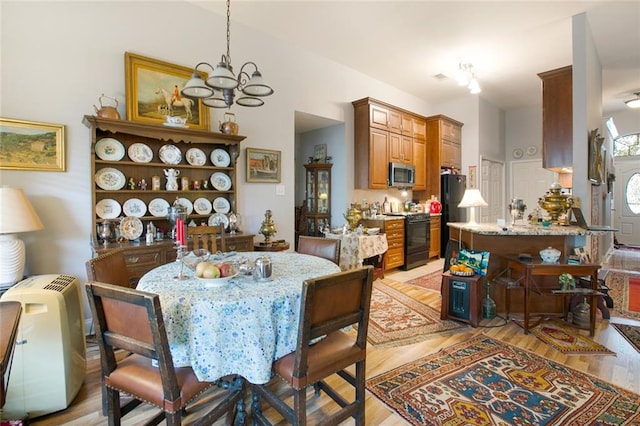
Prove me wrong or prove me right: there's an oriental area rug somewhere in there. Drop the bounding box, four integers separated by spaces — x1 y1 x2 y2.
405 270 443 292
363 280 467 347
612 323 640 353
606 271 640 320
529 321 615 355
366 335 640 426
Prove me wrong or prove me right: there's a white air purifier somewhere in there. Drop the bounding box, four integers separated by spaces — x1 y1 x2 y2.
1 274 86 418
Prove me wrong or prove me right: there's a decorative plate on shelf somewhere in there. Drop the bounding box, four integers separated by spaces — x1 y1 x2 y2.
186 148 207 166
212 197 230 214
120 217 144 240
208 212 229 228
210 172 232 191
159 144 182 165
512 148 524 159
127 143 154 163
123 198 147 217
95 167 126 190
148 198 171 217
193 197 213 215
95 138 125 161
176 197 193 215
526 145 538 156
95 199 121 219
211 149 231 167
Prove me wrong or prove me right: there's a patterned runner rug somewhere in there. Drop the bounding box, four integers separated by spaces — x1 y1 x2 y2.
603 247 640 273
529 321 615 355
606 271 640 320
405 270 443 292
364 279 467 347
612 323 640 353
366 335 640 425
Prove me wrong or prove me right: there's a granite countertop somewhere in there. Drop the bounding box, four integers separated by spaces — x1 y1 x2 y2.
447 222 590 236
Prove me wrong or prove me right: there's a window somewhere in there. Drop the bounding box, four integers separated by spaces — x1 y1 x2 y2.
627 172 640 215
614 133 640 157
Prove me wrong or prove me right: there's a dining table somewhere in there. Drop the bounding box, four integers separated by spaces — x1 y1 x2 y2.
136 251 341 384
325 232 388 271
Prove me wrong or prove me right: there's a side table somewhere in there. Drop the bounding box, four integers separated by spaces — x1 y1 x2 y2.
254 241 290 252
440 271 483 327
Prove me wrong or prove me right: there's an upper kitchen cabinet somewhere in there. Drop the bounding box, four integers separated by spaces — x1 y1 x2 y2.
538 65 572 172
424 115 463 197
352 97 427 189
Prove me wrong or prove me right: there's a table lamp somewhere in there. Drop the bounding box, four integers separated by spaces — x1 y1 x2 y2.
458 188 488 227
0 187 44 288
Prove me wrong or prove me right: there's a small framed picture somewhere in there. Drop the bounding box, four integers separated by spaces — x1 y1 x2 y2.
124 52 209 130
246 148 281 183
468 165 477 188
0 117 66 171
314 144 327 162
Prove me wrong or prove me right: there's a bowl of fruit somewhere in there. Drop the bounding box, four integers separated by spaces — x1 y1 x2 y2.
194 260 238 287
182 249 211 271
449 264 475 276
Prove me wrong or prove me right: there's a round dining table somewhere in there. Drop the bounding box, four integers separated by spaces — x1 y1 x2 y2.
137 251 341 384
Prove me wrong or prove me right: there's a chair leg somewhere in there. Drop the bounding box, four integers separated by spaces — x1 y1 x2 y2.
106 387 121 426
293 388 306 425
166 411 182 426
355 360 365 426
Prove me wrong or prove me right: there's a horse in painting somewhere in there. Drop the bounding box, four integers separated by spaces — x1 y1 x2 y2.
155 88 194 120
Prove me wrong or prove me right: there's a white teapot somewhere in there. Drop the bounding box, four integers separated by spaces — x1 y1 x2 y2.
164 168 180 191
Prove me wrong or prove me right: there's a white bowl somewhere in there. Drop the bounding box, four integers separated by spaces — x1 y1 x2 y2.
196 273 238 288
539 246 561 263
366 227 380 235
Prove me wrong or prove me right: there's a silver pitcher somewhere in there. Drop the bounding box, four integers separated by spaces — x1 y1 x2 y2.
253 256 272 281
508 198 527 226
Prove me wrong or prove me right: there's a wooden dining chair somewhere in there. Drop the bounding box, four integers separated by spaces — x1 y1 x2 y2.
86 248 135 288
252 266 374 426
187 224 225 253
296 236 341 265
85 281 245 426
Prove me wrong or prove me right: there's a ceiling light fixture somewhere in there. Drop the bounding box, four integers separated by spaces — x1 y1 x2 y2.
625 92 640 109
181 0 274 108
456 62 481 95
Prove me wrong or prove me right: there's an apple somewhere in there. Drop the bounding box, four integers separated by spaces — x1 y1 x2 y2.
195 261 210 278
219 263 235 278
202 264 221 279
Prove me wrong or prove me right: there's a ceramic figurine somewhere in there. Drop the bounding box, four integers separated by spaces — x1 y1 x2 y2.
139 179 147 190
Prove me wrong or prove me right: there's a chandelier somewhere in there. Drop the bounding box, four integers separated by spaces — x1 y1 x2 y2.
455 62 481 94
181 0 274 108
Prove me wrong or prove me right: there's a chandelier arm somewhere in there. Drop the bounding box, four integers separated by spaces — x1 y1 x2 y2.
226 0 231 65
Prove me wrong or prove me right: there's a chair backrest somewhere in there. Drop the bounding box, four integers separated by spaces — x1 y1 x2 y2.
0 301 22 408
86 249 133 288
297 236 341 265
293 266 374 377
187 224 225 253
85 281 182 404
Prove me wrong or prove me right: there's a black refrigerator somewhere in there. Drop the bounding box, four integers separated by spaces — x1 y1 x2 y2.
440 174 467 256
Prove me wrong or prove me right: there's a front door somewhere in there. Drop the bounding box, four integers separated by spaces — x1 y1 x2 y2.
613 156 640 245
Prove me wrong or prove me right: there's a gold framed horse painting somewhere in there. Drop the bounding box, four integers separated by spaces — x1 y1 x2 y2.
124 52 210 130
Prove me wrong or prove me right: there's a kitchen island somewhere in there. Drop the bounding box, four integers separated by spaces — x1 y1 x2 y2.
447 222 595 316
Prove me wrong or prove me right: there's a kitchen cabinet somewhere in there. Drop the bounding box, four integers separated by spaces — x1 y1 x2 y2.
353 97 428 189
424 114 464 198
538 65 572 172
429 215 441 259
304 163 332 236
383 218 405 270
85 115 253 279
412 139 426 191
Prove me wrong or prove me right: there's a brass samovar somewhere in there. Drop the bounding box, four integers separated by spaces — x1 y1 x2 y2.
259 209 277 244
538 183 573 223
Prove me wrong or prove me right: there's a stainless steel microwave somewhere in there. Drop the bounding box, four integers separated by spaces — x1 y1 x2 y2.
388 162 415 187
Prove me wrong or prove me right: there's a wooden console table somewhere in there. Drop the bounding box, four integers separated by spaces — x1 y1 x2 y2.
506 257 601 336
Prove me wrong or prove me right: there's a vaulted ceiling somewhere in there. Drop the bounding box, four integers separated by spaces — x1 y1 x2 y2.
194 1 640 117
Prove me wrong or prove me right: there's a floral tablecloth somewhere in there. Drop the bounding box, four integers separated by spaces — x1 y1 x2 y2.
326 233 388 270
136 252 340 384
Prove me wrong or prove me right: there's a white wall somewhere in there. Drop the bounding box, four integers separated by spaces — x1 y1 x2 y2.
504 106 543 200
0 1 435 288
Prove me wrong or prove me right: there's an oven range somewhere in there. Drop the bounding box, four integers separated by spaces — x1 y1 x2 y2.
385 212 431 270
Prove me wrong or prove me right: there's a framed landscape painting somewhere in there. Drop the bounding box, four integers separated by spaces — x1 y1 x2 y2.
246 148 281 183
124 52 210 130
0 118 65 171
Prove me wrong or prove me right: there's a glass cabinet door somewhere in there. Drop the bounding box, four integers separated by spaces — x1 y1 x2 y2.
317 169 329 214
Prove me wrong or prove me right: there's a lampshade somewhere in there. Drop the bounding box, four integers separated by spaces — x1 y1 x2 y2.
458 188 488 227
0 187 44 287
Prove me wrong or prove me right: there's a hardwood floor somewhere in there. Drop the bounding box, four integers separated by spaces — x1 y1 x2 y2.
25 260 640 425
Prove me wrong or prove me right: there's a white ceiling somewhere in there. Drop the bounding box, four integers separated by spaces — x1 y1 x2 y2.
196 1 640 127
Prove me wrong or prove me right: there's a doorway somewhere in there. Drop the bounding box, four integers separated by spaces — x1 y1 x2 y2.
613 156 640 245
480 158 504 224
510 160 556 223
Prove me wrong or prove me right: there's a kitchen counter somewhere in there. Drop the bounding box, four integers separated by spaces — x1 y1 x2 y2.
447 222 588 236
